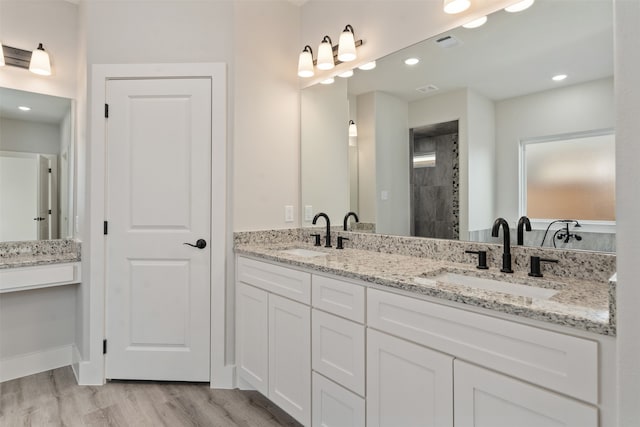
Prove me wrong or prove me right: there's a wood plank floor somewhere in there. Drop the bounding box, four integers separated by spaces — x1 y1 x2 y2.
0 367 302 427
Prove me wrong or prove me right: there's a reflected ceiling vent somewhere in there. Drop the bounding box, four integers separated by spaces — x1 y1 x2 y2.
416 84 439 94
434 35 462 49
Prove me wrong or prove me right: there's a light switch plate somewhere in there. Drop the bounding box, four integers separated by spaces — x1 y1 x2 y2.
381 190 389 200
304 205 313 221
285 205 294 222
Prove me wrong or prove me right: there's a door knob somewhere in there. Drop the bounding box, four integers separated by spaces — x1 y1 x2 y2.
183 239 207 249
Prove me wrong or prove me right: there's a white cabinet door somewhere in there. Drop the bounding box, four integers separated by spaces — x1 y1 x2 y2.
313 372 365 427
269 294 311 426
236 283 269 395
367 329 454 427
454 360 598 427
312 309 365 395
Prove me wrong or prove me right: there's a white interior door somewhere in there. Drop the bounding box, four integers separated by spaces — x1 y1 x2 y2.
106 78 212 381
0 152 38 241
37 155 50 239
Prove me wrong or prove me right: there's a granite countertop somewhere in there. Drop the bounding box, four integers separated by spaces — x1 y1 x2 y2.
0 240 81 269
236 242 614 336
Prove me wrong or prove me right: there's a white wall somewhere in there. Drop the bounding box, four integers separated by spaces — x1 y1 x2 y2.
0 118 61 154
357 92 376 223
375 92 410 236
615 0 640 423
494 78 614 224
301 78 349 225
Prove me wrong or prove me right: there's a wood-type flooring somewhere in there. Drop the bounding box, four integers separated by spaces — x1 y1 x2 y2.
0 367 302 426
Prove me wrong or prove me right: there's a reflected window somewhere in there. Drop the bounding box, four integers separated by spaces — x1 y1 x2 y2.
522 131 615 221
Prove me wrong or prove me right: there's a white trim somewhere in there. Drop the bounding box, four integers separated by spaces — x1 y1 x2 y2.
83 63 230 387
0 344 75 382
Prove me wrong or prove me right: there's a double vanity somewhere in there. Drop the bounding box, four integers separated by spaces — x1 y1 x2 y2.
235 229 616 427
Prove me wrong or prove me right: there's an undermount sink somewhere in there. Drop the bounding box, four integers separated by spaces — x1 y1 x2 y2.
280 248 328 258
414 271 559 300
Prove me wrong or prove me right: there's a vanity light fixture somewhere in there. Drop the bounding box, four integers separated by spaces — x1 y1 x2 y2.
338 69 354 78
462 16 488 28
552 74 567 81
505 0 535 13
317 36 335 71
443 0 471 14
298 45 315 78
348 120 358 137
338 25 357 62
358 61 376 71
404 58 420 65
0 42 52 76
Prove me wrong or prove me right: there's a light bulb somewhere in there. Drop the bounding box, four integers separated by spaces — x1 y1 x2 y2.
29 43 51 76
317 36 335 71
297 46 314 78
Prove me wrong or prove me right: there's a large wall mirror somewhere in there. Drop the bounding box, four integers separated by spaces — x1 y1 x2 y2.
0 87 75 242
301 0 614 253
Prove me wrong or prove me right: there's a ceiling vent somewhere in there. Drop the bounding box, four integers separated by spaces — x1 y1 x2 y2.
416 84 439 94
435 35 462 49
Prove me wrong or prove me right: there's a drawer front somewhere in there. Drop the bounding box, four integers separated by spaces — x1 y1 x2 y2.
0 262 80 293
312 309 365 395
312 372 365 427
312 275 365 323
237 256 311 304
368 288 598 404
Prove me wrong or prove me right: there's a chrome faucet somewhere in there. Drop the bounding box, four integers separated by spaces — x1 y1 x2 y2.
491 217 513 273
517 216 532 246
312 212 332 248
343 211 359 231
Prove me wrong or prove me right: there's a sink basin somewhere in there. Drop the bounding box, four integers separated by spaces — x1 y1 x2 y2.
280 248 328 258
414 272 559 300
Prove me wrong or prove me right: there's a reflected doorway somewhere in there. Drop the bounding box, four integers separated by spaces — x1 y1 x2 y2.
410 120 459 239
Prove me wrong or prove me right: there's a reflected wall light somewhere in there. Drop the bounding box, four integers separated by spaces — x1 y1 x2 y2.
462 16 488 28
349 120 358 137
0 43 5 67
0 42 51 76
297 25 363 78
443 0 471 14
505 0 535 13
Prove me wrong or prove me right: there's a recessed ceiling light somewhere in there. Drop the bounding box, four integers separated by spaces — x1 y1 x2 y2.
338 69 354 78
404 58 420 66
18 106 31 111
320 77 335 85
505 0 535 13
552 74 568 82
462 16 488 29
358 61 376 71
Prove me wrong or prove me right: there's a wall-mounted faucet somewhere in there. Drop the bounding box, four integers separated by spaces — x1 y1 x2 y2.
343 211 359 231
491 217 513 273
517 216 532 246
312 212 332 248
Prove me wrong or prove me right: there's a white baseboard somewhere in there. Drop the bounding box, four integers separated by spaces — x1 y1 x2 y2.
0 345 74 382
211 364 236 389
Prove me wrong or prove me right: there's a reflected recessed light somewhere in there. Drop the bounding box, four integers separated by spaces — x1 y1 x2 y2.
505 0 535 13
462 16 488 29
552 74 567 82
358 61 376 71
320 77 335 85
404 58 420 66
18 106 31 111
338 69 354 78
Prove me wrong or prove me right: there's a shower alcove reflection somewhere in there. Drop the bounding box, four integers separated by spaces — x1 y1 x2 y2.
410 120 459 239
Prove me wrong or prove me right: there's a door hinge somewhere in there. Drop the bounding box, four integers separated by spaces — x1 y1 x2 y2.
104 221 108 235
105 103 109 118
103 339 107 354
48 209 52 214
48 168 52 173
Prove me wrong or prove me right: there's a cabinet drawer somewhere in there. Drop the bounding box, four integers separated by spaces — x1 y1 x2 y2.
368 288 598 404
313 372 365 427
312 309 365 395
237 256 311 304
0 262 80 293
312 275 365 323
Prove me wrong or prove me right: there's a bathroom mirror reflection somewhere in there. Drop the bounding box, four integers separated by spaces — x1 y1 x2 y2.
0 87 75 242
301 0 615 253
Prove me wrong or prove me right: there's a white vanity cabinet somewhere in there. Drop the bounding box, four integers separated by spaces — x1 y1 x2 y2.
236 257 311 426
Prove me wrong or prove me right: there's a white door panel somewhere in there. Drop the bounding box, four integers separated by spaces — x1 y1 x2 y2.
106 78 211 381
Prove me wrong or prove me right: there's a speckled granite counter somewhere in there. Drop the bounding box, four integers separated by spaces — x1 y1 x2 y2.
236 240 615 336
0 240 81 269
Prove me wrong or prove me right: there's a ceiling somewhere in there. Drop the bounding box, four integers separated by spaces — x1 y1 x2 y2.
0 87 71 124
345 0 613 103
